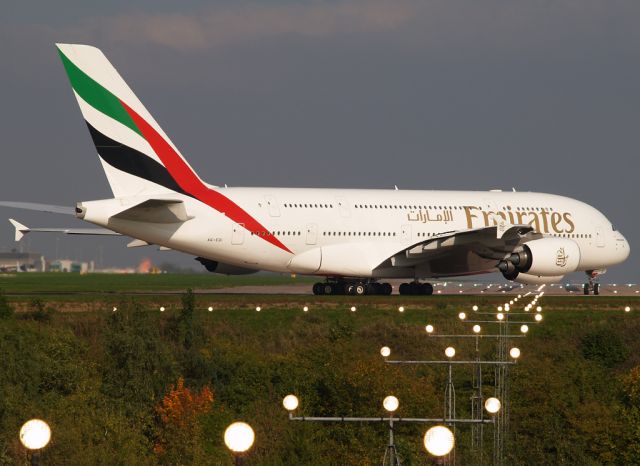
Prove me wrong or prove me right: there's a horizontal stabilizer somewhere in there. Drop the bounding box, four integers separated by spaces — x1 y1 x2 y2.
8 218 119 241
0 201 75 215
112 199 192 224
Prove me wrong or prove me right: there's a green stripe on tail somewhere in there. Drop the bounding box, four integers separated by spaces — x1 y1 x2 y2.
57 47 142 137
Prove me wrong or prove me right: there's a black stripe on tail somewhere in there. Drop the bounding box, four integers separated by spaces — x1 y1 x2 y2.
85 122 187 195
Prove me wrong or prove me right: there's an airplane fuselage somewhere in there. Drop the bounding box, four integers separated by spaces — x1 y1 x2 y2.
78 188 630 280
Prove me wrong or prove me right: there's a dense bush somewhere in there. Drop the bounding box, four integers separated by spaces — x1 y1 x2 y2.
581 327 629 367
0 293 638 465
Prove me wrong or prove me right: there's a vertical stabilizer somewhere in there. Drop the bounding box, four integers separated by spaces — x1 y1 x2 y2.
56 43 202 198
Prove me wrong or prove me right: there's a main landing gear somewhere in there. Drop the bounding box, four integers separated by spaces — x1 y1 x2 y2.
398 282 434 296
583 271 600 295
312 280 393 296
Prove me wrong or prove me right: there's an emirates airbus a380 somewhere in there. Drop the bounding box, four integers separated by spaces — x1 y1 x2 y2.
1 44 630 295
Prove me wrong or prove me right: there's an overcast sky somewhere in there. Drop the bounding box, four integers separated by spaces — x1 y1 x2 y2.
0 0 637 282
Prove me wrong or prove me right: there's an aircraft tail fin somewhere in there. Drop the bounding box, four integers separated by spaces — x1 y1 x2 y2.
56 43 203 198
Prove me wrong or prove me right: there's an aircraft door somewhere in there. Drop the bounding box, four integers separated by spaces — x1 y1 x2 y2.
402 224 411 241
306 223 318 245
336 197 350 218
595 226 605 247
232 223 245 245
265 196 281 217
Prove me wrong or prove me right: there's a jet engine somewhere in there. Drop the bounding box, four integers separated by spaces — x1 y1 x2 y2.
195 257 258 275
498 237 580 281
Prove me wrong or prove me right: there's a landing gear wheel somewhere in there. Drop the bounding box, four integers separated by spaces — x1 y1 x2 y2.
354 283 367 296
583 283 590 295
421 283 434 295
399 283 409 295
381 283 393 295
323 284 334 295
313 283 324 295
593 283 600 295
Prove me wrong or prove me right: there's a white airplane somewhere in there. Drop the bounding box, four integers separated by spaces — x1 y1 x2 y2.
0 44 630 295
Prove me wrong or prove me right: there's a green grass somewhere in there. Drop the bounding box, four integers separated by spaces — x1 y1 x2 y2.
0 272 313 294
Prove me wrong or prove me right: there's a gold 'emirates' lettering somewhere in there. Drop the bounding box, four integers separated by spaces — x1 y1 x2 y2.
463 206 575 234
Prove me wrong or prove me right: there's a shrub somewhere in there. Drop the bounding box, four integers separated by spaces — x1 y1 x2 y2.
581 328 628 367
0 290 13 319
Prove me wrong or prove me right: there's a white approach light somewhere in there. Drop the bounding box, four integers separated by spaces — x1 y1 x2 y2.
424 425 455 457
383 395 399 413
473 325 481 334
282 394 299 412
484 397 501 414
536 306 542 312
112 306 117 312
445 347 456 358
625 306 631 313
398 306 405 313
504 304 510 312
472 305 479 312
458 312 466 320
350 306 357 312
497 306 503 311
425 325 434 334
19 419 51 450
380 346 391 358
255 306 261 312
520 325 529 334
509 347 521 359
535 313 543 322
497 313 504 321
208 306 213 312
224 422 255 453
159 306 165 312
303 306 309 312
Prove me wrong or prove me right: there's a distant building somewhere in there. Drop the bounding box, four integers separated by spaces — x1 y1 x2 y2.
0 251 46 272
49 259 94 274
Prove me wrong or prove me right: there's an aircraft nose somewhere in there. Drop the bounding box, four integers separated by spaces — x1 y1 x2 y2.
616 231 631 263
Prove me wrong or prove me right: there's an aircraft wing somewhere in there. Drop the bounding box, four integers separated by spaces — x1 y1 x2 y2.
9 219 120 241
0 201 75 215
375 224 539 277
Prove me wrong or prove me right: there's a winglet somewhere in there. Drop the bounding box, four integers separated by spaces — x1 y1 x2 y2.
9 219 29 241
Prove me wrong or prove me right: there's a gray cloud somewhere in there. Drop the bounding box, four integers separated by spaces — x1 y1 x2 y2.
62 1 417 51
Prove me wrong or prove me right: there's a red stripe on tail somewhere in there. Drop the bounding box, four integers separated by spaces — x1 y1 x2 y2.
120 100 292 254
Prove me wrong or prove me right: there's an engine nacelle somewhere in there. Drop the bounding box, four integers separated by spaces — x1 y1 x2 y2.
195 257 258 275
512 273 564 285
512 238 581 276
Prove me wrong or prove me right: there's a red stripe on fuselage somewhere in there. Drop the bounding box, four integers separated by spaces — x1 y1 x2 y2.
120 100 292 254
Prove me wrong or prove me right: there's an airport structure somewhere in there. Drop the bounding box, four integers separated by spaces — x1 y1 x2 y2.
0 250 45 272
